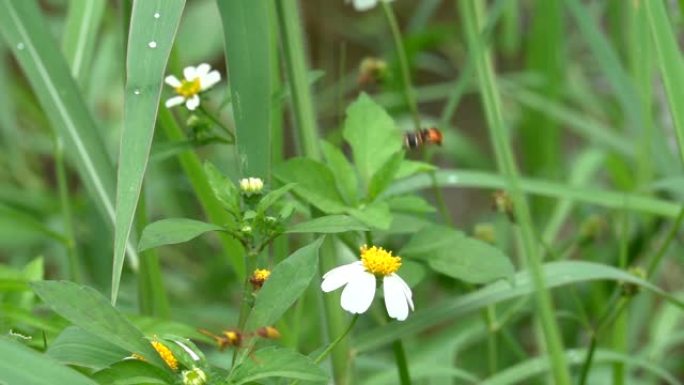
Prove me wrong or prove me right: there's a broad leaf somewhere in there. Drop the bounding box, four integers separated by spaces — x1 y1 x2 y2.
368 150 404 200
343 93 402 183
401 225 514 284
92 360 174 385
321 140 359 204
346 201 392 230
286 215 368 233
230 347 328 385
273 158 348 213
31 281 161 367
47 326 128 370
256 183 296 214
138 218 223 252
0 338 98 385
386 195 436 214
203 162 240 215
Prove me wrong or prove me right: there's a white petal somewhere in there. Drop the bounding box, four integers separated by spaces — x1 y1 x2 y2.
183 65 197 81
394 274 414 311
340 271 376 314
321 262 364 292
196 63 211 78
165 95 185 108
383 275 410 321
164 75 181 88
185 95 200 110
200 70 221 90
353 0 378 11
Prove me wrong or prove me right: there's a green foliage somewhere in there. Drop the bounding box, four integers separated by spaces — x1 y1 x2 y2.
230 347 328 384
138 218 224 252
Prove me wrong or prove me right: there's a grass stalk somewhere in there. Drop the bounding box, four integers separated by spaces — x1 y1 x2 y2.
381 2 420 130
275 0 320 160
459 1 571 384
54 137 80 283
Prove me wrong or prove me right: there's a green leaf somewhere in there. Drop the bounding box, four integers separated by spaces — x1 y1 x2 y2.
47 326 128 370
346 201 392 230
138 218 224 252
31 281 161 367
355 261 683 353
321 140 359 204
644 0 684 164
387 169 682 218
230 347 328 385
343 93 402 183
217 1 272 179
0 0 140 271
203 162 240 216
368 151 404 200
256 183 296 214
386 195 436 214
113 0 185 304
401 225 514 284
395 160 438 179
92 360 174 385
286 215 369 233
273 158 348 213
61 0 105 83
0 338 98 385
246 238 323 331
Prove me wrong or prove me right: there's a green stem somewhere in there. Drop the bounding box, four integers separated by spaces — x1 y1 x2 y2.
275 0 320 159
485 305 498 375
646 207 684 277
314 314 358 364
381 2 420 130
197 104 235 142
577 333 597 385
459 1 571 384
54 137 80 282
392 338 412 385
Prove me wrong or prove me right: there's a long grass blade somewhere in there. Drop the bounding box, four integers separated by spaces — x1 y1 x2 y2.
216 1 272 180
61 0 105 84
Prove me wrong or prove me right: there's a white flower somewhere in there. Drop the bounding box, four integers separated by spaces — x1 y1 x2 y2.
239 177 264 195
165 63 221 111
182 367 207 385
321 245 414 321
347 0 395 11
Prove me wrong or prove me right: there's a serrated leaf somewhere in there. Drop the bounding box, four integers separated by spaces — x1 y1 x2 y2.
401 225 514 284
31 281 161 367
230 347 328 385
343 93 402 184
138 218 224 252
368 151 404 200
203 162 240 216
256 183 296 214
273 158 348 213
286 215 368 234
387 195 436 214
321 140 358 204
245 238 323 331
346 201 392 230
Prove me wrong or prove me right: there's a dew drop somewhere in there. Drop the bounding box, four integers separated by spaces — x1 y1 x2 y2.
148 41 157 49
133 89 141 95
16 42 24 50
153 12 160 19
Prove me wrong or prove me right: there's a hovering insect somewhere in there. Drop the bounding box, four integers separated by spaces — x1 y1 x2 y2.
197 326 280 351
404 127 443 149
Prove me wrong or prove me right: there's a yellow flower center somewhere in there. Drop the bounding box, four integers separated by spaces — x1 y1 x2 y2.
175 78 201 98
360 245 401 277
253 269 270 281
151 339 178 370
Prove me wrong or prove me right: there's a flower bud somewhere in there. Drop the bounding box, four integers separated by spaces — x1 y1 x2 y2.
256 326 281 340
239 177 264 195
473 223 496 244
182 367 207 385
250 269 271 290
358 57 388 86
492 190 516 223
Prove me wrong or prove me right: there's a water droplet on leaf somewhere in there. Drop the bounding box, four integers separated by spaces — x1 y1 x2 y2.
148 41 157 49
134 89 141 95
154 12 160 19
16 42 24 50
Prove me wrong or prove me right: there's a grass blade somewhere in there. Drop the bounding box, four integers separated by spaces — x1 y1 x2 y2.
0 0 140 273
61 0 105 84
643 0 684 164
459 1 571 383
216 1 272 179
112 0 185 304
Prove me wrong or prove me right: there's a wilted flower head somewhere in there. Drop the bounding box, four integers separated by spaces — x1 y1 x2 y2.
165 63 221 110
321 245 414 321
151 338 178 370
239 177 264 195
257 326 281 340
358 57 388 86
347 0 395 11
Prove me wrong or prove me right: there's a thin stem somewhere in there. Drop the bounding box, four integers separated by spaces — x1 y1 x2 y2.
577 333 597 385
54 137 80 282
392 338 412 385
381 2 420 130
314 314 358 364
429 171 452 225
646 207 684 277
197 104 235 142
485 305 498 375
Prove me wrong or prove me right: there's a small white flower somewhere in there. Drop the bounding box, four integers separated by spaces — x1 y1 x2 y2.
321 245 414 321
346 0 395 12
165 63 221 111
239 177 264 195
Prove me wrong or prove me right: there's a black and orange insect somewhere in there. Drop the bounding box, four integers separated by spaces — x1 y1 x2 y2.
404 127 443 149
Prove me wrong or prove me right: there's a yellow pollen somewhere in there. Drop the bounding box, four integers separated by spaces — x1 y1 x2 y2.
175 78 201 98
253 269 270 281
360 245 401 276
151 339 178 370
